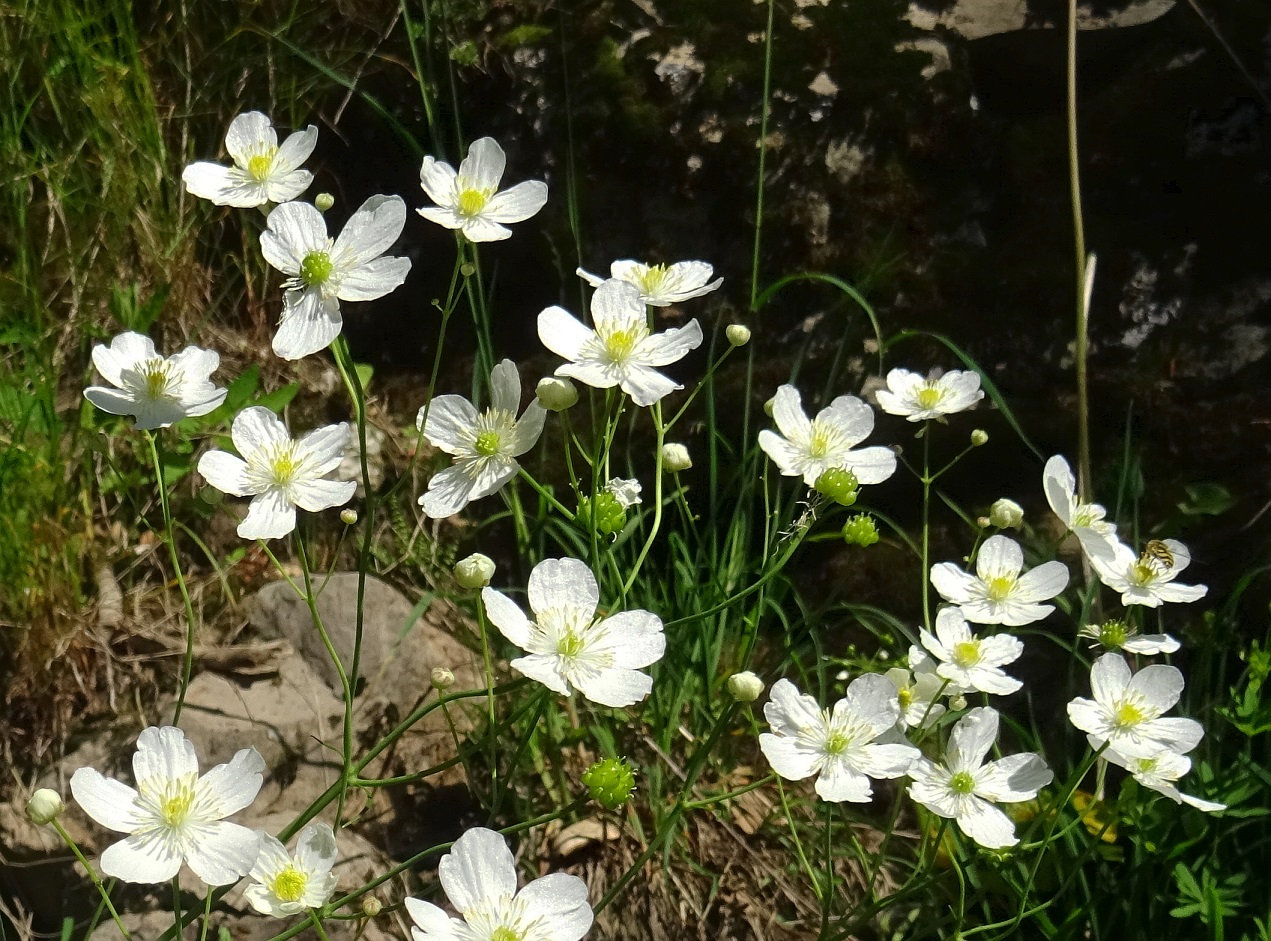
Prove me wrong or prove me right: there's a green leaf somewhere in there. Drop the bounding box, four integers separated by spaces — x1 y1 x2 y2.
1177 481 1236 516
354 362 374 392
254 382 301 413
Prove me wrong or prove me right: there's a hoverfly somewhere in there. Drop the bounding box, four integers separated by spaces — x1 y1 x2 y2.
1141 539 1175 570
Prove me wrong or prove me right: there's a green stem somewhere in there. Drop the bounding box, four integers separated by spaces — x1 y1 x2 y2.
309 910 332 941
197 886 213 941
920 425 932 632
1066 0 1092 503
474 591 499 800
172 876 184 941
145 430 199 724
52 821 132 941
749 0 776 310
621 402 666 597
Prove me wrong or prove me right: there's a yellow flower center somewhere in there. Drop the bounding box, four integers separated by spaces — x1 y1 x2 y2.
141 358 174 399
246 149 277 182
636 264 668 295
159 783 196 827
270 866 309 903
949 771 977 795
604 328 639 363
1129 562 1158 587
897 687 914 710
823 730 851 755
456 187 492 216
1112 701 1145 730
985 576 1015 602
952 640 981 668
300 251 334 287
556 629 585 658
1135 756 1159 774
269 447 299 486
491 928 522 941
474 430 501 456
915 385 943 410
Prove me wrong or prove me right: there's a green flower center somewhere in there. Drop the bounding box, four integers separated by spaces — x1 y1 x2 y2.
159 783 196 827
1129 562 1158 587
246 149 276 182
141 358 174 399
949 771 977 795
823 730 851 755
952 640 981 668
1112 701 1145 730
897 687 913 710
473 430 502 456
269 447 299 486
300 251 334 287
1098 620 1129 649
985 575 1015 602
270 866 308 903
556 629 585 658
915 385 943 410
491 927 522 941
456 188 492 216
604 329 639 363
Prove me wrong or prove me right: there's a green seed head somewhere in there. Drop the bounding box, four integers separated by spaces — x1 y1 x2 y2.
949 771 976 795
1097 619 1129 650
815 468 860 506
578 493 627 535
299 251 334 287
582 757 637 810
473 430 502 457
841 514 880 547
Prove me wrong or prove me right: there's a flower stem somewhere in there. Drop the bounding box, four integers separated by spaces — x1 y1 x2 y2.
474 591 499 801
145 430 199 724
749 0 776 311
197 886 213 941
308 910 332 941
51 821 132 941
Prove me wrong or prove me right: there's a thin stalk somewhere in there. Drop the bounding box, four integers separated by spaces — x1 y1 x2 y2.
145 430 199 723
52 821 132 940
1066 0 1092 503
474 591 499 799
920 426 932 632
749 0 776 310
308 911 332 941
197 887 213 941
621 402 667 597
172 877 184 941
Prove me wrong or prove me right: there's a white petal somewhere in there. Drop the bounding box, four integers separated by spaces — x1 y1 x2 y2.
590 279 644 333
528 558 599 618
489 359 523 415
458 215 513 242
100 832 183 883
239 490 297 541
182 163 264 207
516 873 594 941
815 759 873 803
275 126 318 172
1129 664 1184 712
596 611 665 669
294 423 351 475
977 753 1052 802
965 665 1022 696
1066 698 1107 738
555 360 620 392
69 768 142 833
482 588 533 649
619 364 680 407
1122 633 1181 655
854 742 921 779
1013 561 1070 602
636 319 703 368
575 266 606 288
332 195 407 270
420 463 480 519
198 451 253 497
419 156 458 207
770 385 812 444
458 138 507 190
261 201 328 275
196 747 265 817
1150 582 1207 604
1178 792 1227 813
757 430 805 478
263 168 314 206
231 407 290 462
185 821 262 885
508 402 547 457
417 205 465 231
948 707 999 772
933 607 973 650
930 565 977 605
1147 717 1204 754
420 394 479 452
225 112 275 164
248 831 291 882
290 478 356 512
294 822 339 877
764 678 824 737
273 290 342 361
819 395 875 446
133 726 199 786
1042 455 1076 526
758 734 820 782
978 633 1024 668
405 897 463 940
338 255 412 301
573 667 653 707
510 653 571 695
482 180 548 224
538 306 595 362
841 673 902 738
1089 653 1131 705
92 333 153 385
839 445 898 485
976 535 1023 580
439 827 517 914
956 798 1018 849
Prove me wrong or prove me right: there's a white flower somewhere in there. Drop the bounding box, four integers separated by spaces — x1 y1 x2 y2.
875 368 983 422
1066 653 1205 758
182 111 316 208
930 535 1069 626
758 676 920 803
260 196 411 360
885 658 947 729
418 137 548 242
535 376 578 411
757 384 897 488
915 607 1024 696
1078 620 1180 655
416 359 546 519
405 827 592 941
662 442 692 472
244 823 339 916
908 707 1053 849
577 260 723 307
728 671 765 702
68 726 264 885
1087 537 1207 608
988 498 1024 530
482 558 665 708
538 279 703 407
197 406 356 540
84 332 226 430
605 477 642 508
1103 746 1225 813
1042 455 1119 561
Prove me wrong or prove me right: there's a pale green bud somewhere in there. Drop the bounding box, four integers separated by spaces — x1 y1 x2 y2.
340 508 358 525
842 514 880 547
582 757 637 810
430 666 455 690
815 468 860 506
989 498 1024 529
764 397 776 417
949 694 968 711
454 553 495 589
971 429 989 447
726 324 752 347
727 671 764 702
536 376 578 411
661 442 693 473
314 193 335 212
361 897 383 918
25 788 64 826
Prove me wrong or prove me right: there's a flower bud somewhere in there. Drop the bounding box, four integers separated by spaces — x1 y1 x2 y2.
949 694 968 712
605 477 642 509
25 788 63 826
340 508 358 525
763 397 776 417
661 442 693 473
430 666 456 690
578 493 626 536
970 429 989 447
460 262 476 277
727 671 764 702
361 897 383 918
314 193 335 212
582 757 637 810
726 324 752 347
815 468 859 506
454 553 495 589
842 514 880 547
536 376 578 412
989 498 1024 529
